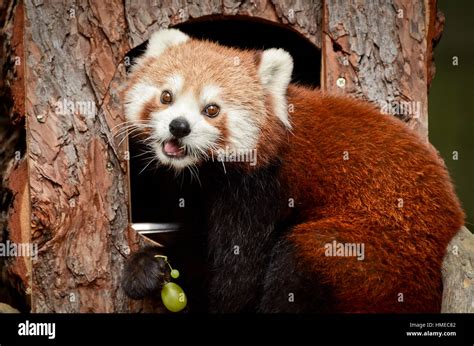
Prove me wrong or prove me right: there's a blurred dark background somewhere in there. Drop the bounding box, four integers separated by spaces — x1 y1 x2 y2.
429 0 474 228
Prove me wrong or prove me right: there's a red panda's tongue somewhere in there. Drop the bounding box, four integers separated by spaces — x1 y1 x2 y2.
163 139 185 157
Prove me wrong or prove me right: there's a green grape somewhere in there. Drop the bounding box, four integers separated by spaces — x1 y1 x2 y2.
161 282 187 312
170 269 180 279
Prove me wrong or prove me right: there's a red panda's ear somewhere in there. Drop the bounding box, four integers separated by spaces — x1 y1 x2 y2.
144 29 190 59
257 48 293 128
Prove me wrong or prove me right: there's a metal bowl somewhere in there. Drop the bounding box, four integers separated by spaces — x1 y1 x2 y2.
132 222 183 248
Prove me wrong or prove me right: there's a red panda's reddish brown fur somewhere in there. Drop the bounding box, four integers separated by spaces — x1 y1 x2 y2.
278 85 464 312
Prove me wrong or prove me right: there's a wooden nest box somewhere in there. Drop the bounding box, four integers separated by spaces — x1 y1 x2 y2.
0 0 472 313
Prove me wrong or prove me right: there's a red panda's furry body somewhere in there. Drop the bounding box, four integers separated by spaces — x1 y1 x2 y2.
122 29 464 313
275 85 464 312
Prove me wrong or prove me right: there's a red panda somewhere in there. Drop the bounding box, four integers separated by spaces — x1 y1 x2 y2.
121 29 464 313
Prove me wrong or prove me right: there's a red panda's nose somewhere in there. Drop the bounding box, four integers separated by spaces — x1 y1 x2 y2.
169 117 191 138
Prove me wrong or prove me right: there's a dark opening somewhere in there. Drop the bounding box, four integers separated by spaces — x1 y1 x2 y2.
126 16 321 86
125 16 321 311
174 16 321 87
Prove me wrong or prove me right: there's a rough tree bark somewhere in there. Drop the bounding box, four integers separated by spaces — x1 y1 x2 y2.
0 0 31 312
0 0 471 313
124 0 322 47
24 0 140 312
442 227 474 313
321 0 441 137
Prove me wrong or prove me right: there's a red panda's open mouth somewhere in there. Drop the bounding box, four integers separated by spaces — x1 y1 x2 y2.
162 139 187 159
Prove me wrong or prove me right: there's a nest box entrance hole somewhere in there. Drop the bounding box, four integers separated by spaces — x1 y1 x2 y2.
125 16 321 243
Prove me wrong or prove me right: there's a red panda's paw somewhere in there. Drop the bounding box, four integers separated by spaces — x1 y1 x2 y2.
122 246 167 300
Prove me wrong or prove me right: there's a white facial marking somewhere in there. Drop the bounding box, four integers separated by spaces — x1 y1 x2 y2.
165 74 184 95
226 108 260 152
124 83 159 122
258 48 293 129
200 85 221 105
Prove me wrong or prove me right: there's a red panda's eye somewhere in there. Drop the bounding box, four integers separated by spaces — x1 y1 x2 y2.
160 90 173 104
203 104 220 118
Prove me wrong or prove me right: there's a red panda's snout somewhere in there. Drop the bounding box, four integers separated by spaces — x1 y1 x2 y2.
145 88 223 170
161 118 190 159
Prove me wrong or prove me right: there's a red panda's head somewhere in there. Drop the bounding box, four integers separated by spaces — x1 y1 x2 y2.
123 29 293 171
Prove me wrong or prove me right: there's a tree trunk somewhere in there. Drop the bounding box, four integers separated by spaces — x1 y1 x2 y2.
321 0 442 137
23 0 141 312
442 227 474 313
0 0 30 312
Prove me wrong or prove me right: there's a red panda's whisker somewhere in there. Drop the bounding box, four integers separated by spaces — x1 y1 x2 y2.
133 149 156 159
220 160 227 175
112 124 151 139
118 129 141 145
110 121 151 132
136 136 156 146
117 128 147 146
113 124 153 139
138 155 158 175
189 163 202 187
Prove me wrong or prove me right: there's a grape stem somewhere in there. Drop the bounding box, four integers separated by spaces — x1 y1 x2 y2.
154 254 174 272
